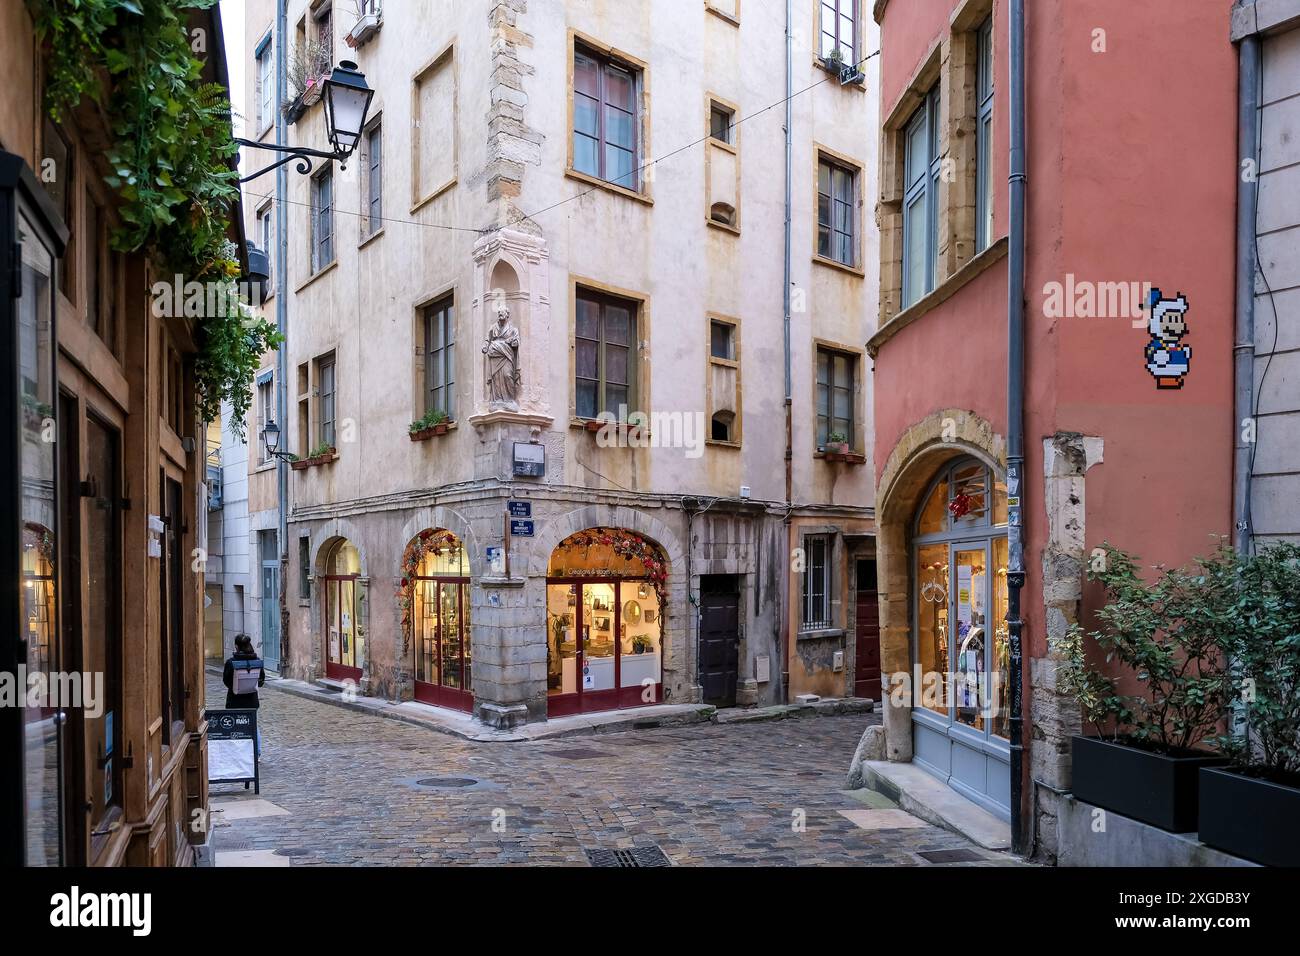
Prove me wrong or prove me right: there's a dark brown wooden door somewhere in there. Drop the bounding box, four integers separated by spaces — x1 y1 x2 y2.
855 559 881 699
699 576 740 707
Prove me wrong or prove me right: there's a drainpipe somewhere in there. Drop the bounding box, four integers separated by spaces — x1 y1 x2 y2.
275 0 290 671
1006 0 1029 856
1232 33 1260 556
780 0 794 702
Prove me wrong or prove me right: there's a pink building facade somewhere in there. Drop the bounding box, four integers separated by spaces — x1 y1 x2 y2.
868 0 1238 858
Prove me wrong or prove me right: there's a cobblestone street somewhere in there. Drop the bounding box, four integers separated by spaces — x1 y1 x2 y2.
205 672 1014 866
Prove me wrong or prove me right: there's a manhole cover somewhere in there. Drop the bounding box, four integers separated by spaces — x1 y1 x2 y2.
585 846 672 868
917 848 986 864
547 749 609 760
415 777 479 788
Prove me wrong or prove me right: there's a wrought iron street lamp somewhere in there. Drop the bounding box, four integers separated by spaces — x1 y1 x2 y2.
260 420 295 462
237 60 374 183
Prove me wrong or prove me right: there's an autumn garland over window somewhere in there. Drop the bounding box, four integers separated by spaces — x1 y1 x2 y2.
396 529 462 653
29 0 282 434
553 528 669 635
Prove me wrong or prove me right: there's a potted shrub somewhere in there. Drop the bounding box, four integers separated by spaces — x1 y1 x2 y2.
1198 542 1300 866
409 408 452 441
284 40 331 121
824 432 850 456
1052 544 1233 832
291 442 337 470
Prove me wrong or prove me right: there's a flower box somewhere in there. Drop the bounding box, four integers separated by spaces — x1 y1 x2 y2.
823 450 866 464
301 80 324 106
1070 735 1226 833
1197 767 1300 866
283 93 307 125
409 421 452 441
345 11 382 49
289 448 338 471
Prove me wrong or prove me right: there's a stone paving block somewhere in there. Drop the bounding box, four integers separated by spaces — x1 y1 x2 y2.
202 671 1018 867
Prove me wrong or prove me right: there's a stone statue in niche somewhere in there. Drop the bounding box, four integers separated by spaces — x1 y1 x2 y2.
482 305 521 409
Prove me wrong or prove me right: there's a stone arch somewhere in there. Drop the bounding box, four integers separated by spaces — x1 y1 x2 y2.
875 408 1005 763
487 257 520 300
310 517 370 577
526 504 686 580
397 506 480 575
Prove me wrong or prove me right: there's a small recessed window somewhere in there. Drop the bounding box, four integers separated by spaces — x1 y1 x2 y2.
710 320 734 360
710 201 736 227
710 103 734 144
711 411 734 443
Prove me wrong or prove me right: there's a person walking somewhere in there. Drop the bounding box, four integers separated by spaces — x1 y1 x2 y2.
222 635 266 758
223 634 266 708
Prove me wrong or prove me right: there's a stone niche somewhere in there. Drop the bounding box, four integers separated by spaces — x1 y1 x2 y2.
470 228 556 481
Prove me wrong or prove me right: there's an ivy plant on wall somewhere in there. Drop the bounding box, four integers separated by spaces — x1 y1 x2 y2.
30 0 281 435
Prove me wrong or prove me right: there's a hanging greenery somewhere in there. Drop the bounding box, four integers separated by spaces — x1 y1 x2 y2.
30 0 281 435
396 530 464 653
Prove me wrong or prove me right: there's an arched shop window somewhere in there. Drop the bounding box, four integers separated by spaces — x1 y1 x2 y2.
321 539 364 682
912 458 1010 738
545 527 667 717
399 529 472 712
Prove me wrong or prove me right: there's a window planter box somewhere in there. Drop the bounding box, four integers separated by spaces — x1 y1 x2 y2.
1070 735 1226 833
823 451 866 464
283 93 307 125
409 421 452 441
1198 767 1300 866
345 11 382 49
301 81 324 107
580 419 651 442
820 56 865 86
289 448 338 471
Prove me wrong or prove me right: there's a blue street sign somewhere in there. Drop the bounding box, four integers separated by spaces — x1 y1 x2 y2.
507 500 531 517
510 519 535 537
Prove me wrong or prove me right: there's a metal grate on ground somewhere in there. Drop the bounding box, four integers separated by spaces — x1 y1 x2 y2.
585 846 672 868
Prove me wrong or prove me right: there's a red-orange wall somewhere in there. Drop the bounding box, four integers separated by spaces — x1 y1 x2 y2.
874 0 1238 659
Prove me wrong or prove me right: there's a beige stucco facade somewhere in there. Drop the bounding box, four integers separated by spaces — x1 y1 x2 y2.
232 0 881 725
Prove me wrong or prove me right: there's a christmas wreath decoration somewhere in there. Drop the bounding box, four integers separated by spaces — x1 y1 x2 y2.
396 529 463 653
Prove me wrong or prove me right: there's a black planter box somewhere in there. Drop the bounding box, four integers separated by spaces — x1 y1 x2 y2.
1071 735 1225 833
1198 767 1300 866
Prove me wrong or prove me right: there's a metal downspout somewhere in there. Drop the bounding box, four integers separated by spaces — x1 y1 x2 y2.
275 0 290 670
781 0 794 703
1006 0 1029 856
1233 33 1261 556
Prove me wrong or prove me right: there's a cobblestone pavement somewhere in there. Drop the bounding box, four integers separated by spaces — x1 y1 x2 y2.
205 672 1014 866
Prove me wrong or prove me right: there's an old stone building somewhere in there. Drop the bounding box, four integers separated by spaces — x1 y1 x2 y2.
230 0 882 726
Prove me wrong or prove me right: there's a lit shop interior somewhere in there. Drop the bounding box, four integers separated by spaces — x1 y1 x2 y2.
545 528 664 716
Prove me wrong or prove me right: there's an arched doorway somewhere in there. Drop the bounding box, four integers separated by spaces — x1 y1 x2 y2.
910 457 1011 819
545 528 666 717
400 529 472 713
320 539 363 682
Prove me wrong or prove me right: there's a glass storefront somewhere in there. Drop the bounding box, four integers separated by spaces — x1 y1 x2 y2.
15 202 63 865
910 458 1011 819
409 531 472 712
545 529 665 716
322 539 364 682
